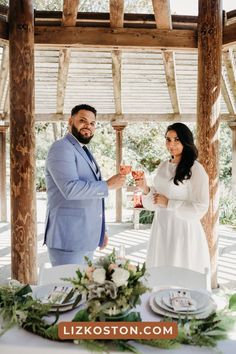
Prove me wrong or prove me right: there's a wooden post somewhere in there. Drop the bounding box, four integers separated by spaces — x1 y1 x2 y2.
0 123 9 222
197 0 222 289
112 122 127 223
229 122 236 196
9 0 37 284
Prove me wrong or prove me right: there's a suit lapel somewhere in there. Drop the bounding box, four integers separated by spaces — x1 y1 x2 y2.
65 134 100 179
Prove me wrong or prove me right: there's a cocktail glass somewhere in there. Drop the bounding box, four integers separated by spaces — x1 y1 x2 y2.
119 165 132 175
131 170 144 180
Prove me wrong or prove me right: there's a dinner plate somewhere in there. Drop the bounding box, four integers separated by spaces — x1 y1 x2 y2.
150 294 216 319
155 289 210 313
32 283 82 309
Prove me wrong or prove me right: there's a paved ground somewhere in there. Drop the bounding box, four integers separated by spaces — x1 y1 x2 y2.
1 193 236 289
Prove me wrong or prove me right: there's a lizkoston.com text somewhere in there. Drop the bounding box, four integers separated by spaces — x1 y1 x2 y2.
58 321 178 340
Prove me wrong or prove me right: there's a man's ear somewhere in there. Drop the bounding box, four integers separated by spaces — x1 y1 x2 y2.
68 117 73 131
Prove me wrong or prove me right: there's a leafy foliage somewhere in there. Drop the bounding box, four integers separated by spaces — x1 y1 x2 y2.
139 210 154 224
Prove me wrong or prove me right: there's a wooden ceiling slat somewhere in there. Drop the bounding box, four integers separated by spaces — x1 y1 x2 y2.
162 51 180 114
0 45 8 112
57 1 79 116
62 0 79 27
151 1 180 115
152 0 172 29
109 0 124 28
223 49 236 105
57 49 71 114
221 72 236 114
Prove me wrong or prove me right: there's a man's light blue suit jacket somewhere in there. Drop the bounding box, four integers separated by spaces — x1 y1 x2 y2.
44 133 108 252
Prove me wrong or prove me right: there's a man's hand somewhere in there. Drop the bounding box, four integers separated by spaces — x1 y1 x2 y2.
106 174 126 189
99 233 109 250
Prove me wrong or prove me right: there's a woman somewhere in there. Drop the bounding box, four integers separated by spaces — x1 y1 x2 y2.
136 123 210 273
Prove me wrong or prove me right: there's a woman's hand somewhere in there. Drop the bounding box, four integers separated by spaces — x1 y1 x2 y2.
134 175 150 195
153 193 169 207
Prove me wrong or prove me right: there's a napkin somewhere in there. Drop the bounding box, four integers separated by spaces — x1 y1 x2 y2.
169 290 197 312
42 286 74 304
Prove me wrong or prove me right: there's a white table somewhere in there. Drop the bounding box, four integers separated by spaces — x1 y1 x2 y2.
1 293 236 354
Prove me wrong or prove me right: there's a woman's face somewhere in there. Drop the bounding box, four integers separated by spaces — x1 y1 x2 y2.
165 130 184 159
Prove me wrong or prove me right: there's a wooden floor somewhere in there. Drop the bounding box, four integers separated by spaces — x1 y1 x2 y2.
0 217 236 288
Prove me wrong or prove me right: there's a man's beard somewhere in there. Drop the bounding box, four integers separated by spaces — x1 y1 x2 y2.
71 124 94 144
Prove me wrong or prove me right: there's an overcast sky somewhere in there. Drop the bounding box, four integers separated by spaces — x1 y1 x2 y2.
170 0 235 15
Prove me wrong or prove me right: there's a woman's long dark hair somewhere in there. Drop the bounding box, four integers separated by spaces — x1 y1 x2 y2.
165 123 198 185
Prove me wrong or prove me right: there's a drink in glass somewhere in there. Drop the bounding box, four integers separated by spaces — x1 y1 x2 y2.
132 170 144 207
119 165 132 175
131 170 144 180
133 190 143 208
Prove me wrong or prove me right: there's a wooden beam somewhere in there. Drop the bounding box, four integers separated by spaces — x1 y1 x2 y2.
197 0 222 289
223 22 236 47
62 0 79 26
228 122 236 196
9 0 37 284
56 1 76 115
3 82 9 114
152 0 172 29
2 112 235 123
0 45 9 109
34 26 197 50
222 49 236 104
33 10 199 25
56 49 70 113
0 123 9 222
111 51 122 115
0 18 8 41
109 0 124 28
111 123 127 223
152 2 180 114
221 72 235 114
162 51 180 114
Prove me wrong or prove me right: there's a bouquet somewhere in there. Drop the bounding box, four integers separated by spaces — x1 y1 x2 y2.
68 249 148 321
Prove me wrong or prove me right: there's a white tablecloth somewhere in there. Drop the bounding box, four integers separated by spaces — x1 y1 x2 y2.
0 292 236 354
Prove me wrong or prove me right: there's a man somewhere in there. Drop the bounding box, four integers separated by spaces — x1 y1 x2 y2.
44 104 125 266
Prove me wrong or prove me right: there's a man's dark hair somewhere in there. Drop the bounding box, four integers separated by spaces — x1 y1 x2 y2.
71 104 97 117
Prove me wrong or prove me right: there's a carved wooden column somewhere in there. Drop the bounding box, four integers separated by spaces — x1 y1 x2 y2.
197 0 222 288
112 122 127 223
0 123 9 222
229 122 236 196
9 0 37 284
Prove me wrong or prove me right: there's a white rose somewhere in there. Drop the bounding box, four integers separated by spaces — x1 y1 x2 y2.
112 268 130 287
92 268 106 285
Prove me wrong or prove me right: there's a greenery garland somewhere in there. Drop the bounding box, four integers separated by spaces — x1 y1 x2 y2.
0 283 236 353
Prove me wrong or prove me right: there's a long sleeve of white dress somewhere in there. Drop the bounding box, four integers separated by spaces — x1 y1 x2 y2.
167 162 209 220
142 187 159 211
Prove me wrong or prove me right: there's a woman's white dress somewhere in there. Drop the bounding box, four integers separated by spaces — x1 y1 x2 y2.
142 160 211 273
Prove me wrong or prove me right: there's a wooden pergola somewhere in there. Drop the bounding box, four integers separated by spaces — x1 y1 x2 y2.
0 0 236 287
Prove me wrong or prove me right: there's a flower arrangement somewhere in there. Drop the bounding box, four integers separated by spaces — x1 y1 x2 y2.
67 249 148 321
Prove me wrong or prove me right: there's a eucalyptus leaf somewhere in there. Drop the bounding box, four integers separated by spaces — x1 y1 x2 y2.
72 293 82 308
72 309 90 322
229 293 236 310
15 285 32 297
